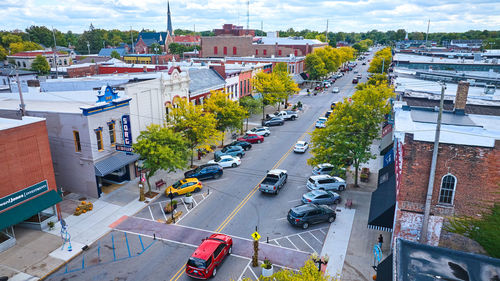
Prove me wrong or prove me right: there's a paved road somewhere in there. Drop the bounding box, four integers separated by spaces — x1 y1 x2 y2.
46 57 372 281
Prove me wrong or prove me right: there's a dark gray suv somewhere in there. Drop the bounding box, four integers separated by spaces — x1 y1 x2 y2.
287 203 336 229
262 117 284 126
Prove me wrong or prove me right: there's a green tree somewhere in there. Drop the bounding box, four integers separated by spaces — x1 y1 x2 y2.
1 34 22 47
274 63 300 108
203 90 247 146
169 99 221 166
0 46 7 61
239 96 262 131
274 62 288 73
31 55 50 74
356 73 388 90
110 50 121 59
368 47 392 74
168 42 185 55
305 52 327 81
252 71 285 119
26 26 53 47
150 42 162 54
9 41 42 54
309 84 394 186
132 124 189 194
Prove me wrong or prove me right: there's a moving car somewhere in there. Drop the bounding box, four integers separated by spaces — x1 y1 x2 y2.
259 169 288 195
332 87 340 93
352 78 358 84
237 133 264 144
165 178 202 197
208 155 241 168
224 140 252 151
262 117 285 126
214 145 245 158
302 190 341 205
306 175 346 191
312 163 334 175
287 203 336 229
246 126 270 137
293 141 309 153
185 234 233 279
356 74 362 79
315 117 327 128
184 163 223 180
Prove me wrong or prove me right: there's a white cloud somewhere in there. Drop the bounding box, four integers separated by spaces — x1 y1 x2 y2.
1 0 499 33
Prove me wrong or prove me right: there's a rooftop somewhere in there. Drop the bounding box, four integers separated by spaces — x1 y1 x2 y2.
0 116 46 130
188 68 225 96
394 101 500 147
254 36 325 46
9 50 68 57
226 56 305 62
394 53 498 65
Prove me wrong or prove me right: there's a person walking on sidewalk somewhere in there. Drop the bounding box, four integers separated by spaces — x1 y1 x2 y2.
378 234 384 249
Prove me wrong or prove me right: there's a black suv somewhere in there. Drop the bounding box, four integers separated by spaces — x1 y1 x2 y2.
184 164 223 180
287 204 336 229
224 140 252 151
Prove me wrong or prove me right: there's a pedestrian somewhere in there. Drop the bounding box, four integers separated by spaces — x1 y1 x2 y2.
378 234 384 249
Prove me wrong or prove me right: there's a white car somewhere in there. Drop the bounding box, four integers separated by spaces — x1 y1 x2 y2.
315 117 327 128
294 141 309 153
306 175 346 191
208 155 241 168
246 127 270 137
332 87 340 93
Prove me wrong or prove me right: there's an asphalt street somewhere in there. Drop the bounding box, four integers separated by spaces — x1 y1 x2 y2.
46 57 372 281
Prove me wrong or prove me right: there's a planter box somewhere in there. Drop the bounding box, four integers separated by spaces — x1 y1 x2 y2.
262 265 273 277
184 196 193 204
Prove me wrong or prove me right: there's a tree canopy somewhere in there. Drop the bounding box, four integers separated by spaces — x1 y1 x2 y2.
31 55 50 74
110 50 121 59
368 47 392 74
305 46 355 81
252 71 285 118
132 124 189 193
239 96 263 130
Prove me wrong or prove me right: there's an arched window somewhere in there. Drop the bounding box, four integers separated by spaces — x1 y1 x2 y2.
439 174 456 204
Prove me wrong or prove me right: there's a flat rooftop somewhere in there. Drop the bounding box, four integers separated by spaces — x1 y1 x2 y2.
0 116 46 130
394 53 496 65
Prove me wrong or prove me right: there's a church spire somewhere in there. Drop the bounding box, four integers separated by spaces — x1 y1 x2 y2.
167 1 173 36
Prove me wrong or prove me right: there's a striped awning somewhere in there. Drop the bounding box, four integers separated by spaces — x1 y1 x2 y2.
94 152 139 177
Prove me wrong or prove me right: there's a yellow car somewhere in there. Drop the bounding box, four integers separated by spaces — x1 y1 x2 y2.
165 178 203 197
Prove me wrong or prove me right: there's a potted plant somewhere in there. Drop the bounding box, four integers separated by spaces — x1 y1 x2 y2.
261 258 273 277
296 101 303 110
184 192 193 204
163 200 178 214
47 221 55 230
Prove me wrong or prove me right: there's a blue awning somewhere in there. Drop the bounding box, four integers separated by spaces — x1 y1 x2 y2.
94 152 139 177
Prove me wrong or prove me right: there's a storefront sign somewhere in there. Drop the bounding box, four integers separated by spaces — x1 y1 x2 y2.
383 147 394 168
116 143 133 153
0 180 49 212
122 115 132 146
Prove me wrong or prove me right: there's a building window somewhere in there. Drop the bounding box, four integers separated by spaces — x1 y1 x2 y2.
214 46 218 55
247 79 250 93
95 128 103 151
108 122 116 146
22 62 26 68
233 47 237 55
240 81 243 95
256 50 259 55
439 174 456 204
278 50 282 56
223 46 227 55
73 131 81 152
243 80 247 94
294 49 298 56
263 49 267 56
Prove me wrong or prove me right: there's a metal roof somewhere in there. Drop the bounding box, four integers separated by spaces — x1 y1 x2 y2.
410 109 480 127
188 68 225 96
94 152 139 177
98 48 127 57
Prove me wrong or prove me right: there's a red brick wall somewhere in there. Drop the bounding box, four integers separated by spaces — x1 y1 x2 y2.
0 120 57 198
201 36 254 57
67 65 98 78
238 70 252 98
398 134 500 218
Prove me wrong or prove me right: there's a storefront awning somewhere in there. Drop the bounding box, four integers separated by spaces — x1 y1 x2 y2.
94 152 139 177
0 190 62 230
376 254 393 281
368 162 396 232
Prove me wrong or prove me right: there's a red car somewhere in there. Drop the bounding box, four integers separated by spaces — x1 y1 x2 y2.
186 234 233 279
237 133 264 144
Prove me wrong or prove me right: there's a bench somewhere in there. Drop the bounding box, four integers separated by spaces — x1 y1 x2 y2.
155 179 166 190
345 199 353 209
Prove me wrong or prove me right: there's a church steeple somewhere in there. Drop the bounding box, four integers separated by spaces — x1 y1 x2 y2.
167 1 173 36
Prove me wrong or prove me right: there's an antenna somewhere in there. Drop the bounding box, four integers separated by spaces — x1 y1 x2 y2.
261 20 263 33
52 26 59 79
130 26 135 53
325 19 329 45
246 0 250 30
425 19 430 49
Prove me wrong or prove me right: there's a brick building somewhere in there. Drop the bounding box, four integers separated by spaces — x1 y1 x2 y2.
0 116 62 252
225 56 304 75
174 35 201 46
214 24 255 36
391 83 500 246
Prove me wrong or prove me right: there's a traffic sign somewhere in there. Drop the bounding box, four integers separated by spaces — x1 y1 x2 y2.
251 231 261 241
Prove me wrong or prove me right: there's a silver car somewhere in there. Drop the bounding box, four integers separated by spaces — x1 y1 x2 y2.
312 163 334 175
306 175 346 191
302 190 341 205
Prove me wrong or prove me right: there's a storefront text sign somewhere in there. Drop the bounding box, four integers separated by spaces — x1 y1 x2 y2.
122 115 132 146
0 180 48 212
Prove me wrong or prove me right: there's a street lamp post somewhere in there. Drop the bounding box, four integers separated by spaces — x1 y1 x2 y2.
168 190 175 223
86 41 90 55
135 161 145 201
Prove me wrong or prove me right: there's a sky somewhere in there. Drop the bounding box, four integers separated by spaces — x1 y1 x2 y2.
1 0 500 34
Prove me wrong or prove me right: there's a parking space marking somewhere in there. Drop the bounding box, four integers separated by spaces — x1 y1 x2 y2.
191 196 198 206
275 217 287 221
288 199 302 203
319 228 327 235
248 264 259 280
237 261 253 281
309 231 323 244
148 206 154 221
159 202 167 222
298 234 316 253
274 239 282 247
286 237 299 250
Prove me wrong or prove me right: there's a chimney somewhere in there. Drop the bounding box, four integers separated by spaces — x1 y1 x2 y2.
454 80 469 114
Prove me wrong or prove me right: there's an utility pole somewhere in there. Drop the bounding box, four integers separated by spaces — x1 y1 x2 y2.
246 0 250 32
381 58 385 74
420 82 446 244
86 41 90 55
325 19 329 44
52 26 59 78
130 27 135 53
425 19 430 50
15 67 26 117
261 20 263 33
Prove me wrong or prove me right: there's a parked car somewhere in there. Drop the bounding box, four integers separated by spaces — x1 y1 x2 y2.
352 78 358 84
312 163 334 175
362 62 366 65
269 111 298 121
293 141 309 153
208 155 241 168
185 233 233 279
262 117 284 126
214 145 245 159
287 203 336 229
331 102 338 109
184 163 223 180
332 87 340 93
306 175 346 191
315 117 327 128
237 133 264 144
165 178 202 197
314 85 322 90
246 126 270 137
224 140 252 151
302 190 341 205
259 169 288 195
353 70 359 74
357 74 362 79
323 82 331 88
325 110 333 118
